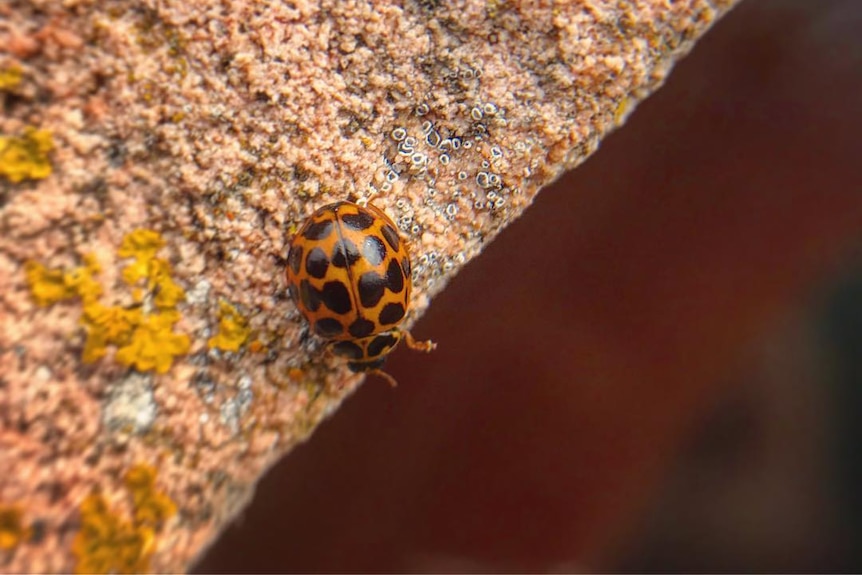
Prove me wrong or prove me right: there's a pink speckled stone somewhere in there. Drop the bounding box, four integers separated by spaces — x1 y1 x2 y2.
0 0 737 571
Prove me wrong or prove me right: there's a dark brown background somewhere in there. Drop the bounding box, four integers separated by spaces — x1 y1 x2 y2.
196 0 862 571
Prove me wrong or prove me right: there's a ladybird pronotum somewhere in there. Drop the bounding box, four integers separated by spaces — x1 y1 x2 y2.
286 201 435 386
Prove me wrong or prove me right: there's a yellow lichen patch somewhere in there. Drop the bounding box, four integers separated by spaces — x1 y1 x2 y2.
27 230 190 373
24 261 77 306
72 493 152 575
148 259 185 309
72 464 176 574
0 505 31 551
24 255 103 307
207 300 251 353
115 311 190 374
118 229 166 285
0 127 54 183
80 303 143 363
0 64 23 91
119 231 186 309
123 464 177 529
614 96 634 126
118 229 165 266
63 255 104 305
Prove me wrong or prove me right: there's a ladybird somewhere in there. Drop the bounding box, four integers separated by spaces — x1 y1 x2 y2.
286 201 435 386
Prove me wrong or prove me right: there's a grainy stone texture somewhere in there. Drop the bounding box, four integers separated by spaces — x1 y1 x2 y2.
0 0 737 571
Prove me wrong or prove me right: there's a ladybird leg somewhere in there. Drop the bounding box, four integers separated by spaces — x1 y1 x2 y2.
323 344 337 360
368 368 399 387
401 330 436 353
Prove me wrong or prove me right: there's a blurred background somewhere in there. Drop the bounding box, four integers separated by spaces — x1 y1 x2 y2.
195 0 862 571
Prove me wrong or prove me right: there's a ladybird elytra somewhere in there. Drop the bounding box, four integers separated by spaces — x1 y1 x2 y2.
286 201 435 385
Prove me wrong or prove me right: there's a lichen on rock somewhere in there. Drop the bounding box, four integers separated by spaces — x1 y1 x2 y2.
0 127 54 183
71 464 176 574
23 231 190 373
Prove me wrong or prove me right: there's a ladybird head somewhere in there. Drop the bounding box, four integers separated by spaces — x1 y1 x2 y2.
346 357 387 374
329 330 402 368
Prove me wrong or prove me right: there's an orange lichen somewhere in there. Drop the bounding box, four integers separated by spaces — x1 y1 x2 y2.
26 230 190 373
72 464 176 574
0 127 54 183
0 505 31 550
207 300 251 353
287 367 304 382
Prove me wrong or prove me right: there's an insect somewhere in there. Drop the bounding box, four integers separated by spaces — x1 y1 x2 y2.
285 201 435 386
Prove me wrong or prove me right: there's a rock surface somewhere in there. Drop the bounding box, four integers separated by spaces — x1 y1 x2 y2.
0 0 736 571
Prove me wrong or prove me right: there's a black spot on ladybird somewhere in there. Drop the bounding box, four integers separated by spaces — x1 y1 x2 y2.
349 317 375 338
331 238 360 268
379 302 405 325
362 235 386 266
386 259 404 293
358 272 386 308
315 318 344 338
321 281 352 314
342 211 375 231
401 256 411 278
367 333 398 358
299 279 321 312
302 220 334 241
287 245 303 275
305 247 330 279
331 340 363 359
380 224 400 251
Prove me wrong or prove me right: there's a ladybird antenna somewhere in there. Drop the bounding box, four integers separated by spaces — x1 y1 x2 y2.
368 369 399 387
